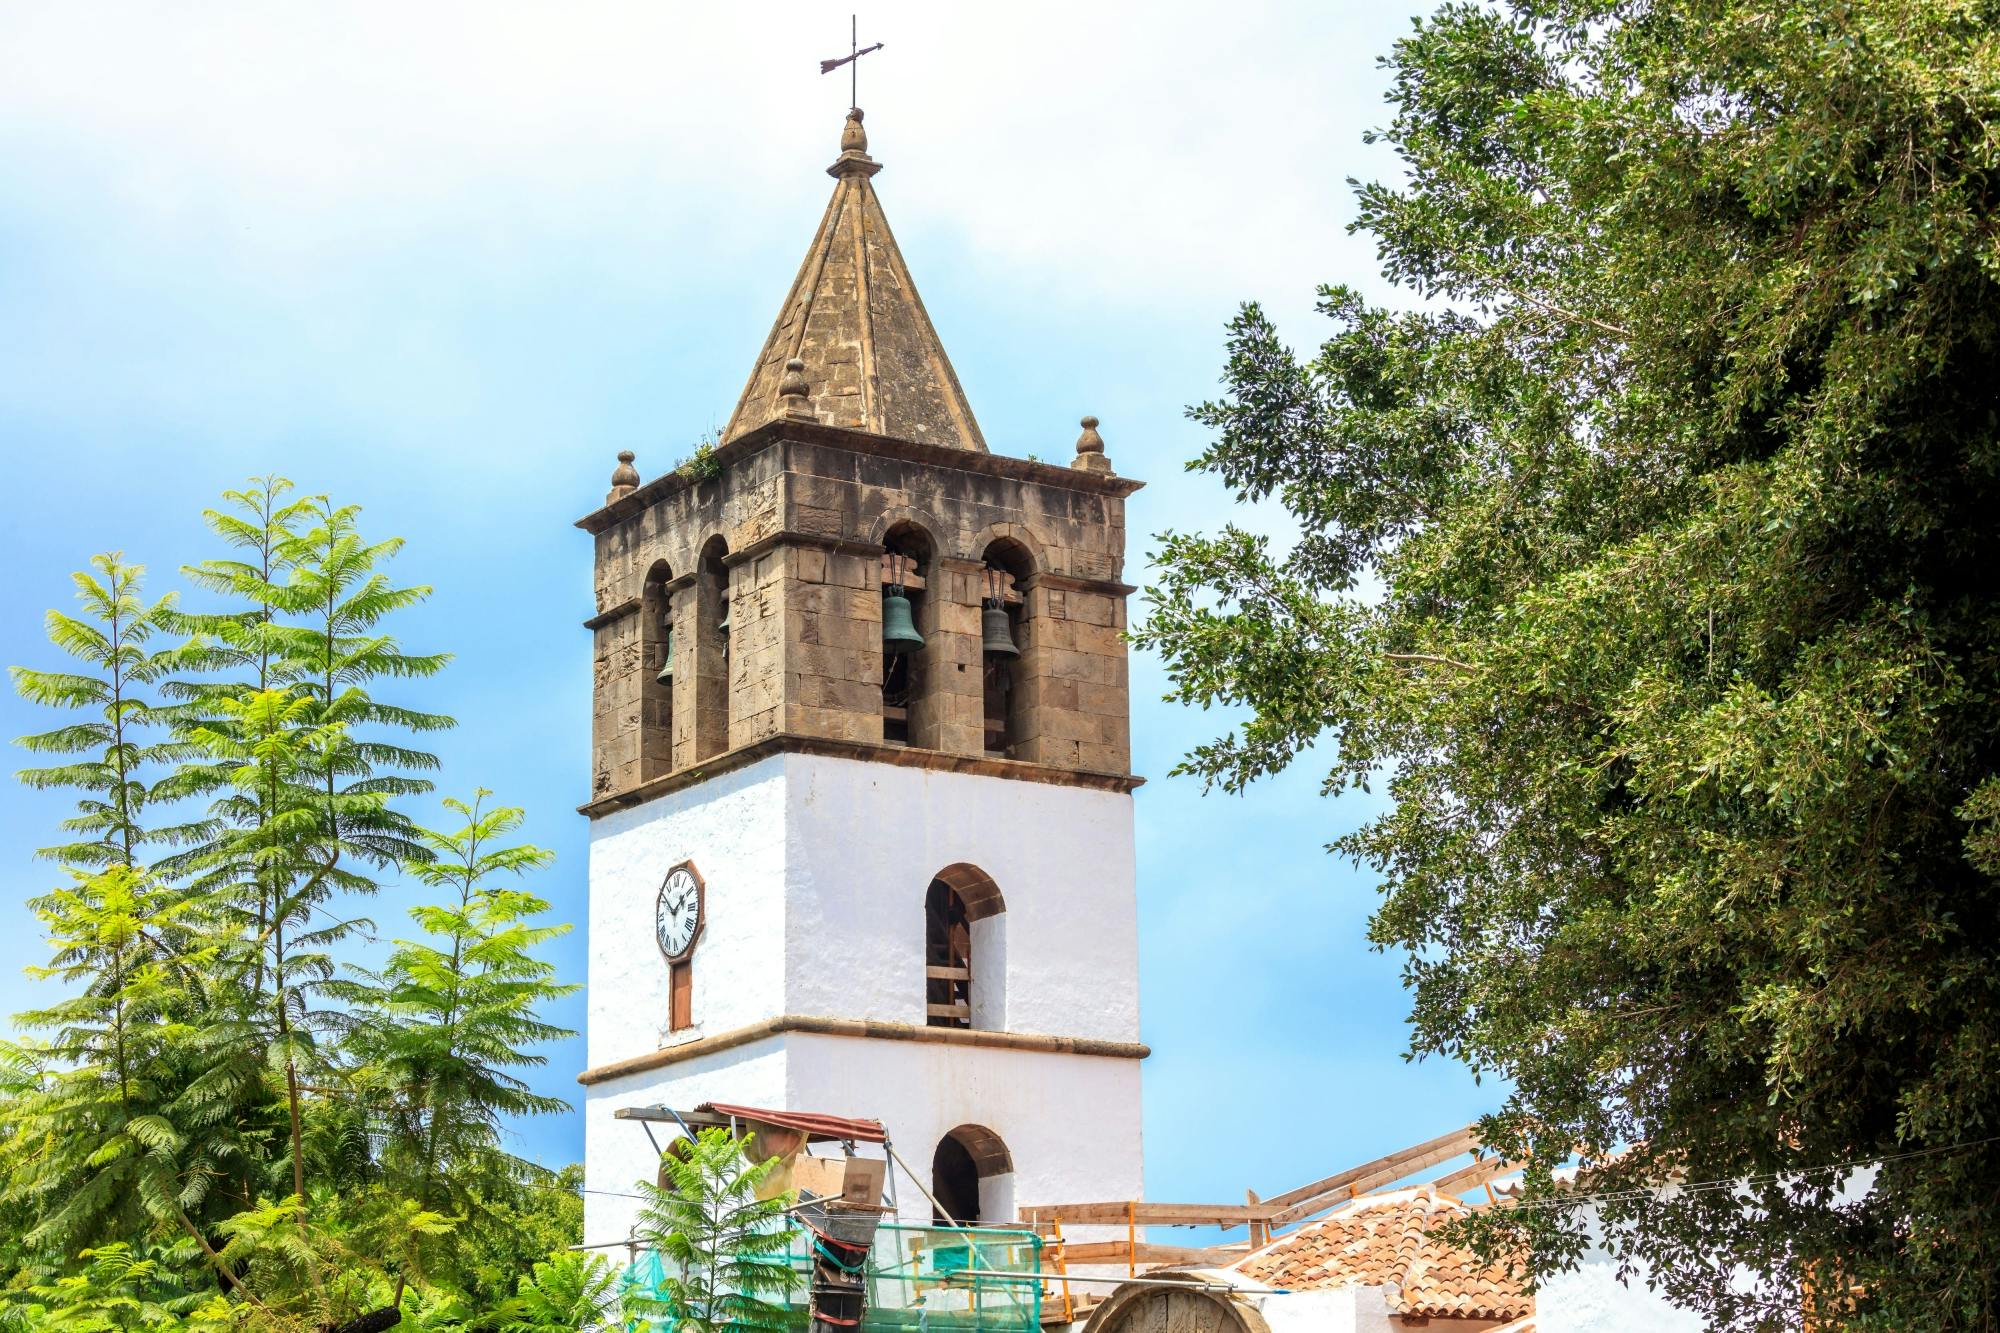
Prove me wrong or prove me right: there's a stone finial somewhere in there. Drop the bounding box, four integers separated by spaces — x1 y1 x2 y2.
780 358 815 421
607 449 640 503
828 107 883 179
1072 415 1113 474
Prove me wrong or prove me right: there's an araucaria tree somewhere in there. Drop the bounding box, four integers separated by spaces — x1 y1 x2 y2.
1 482 582 1330
626 1128 799 1333
1138 1 2000 1327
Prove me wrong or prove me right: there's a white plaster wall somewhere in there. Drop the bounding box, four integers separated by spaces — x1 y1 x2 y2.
1252 1288 1358 1333
581 1042 790 1250
785 1033 1145 1226
1535 1206 1703 1333
783 754 1140 1041
583 751 1147 1253
586 756 790 1069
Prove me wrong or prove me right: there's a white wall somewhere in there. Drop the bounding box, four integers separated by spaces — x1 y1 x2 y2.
582 1041 790 1249
785 1032 1145 1226
585 756 790 1069
583 750 1147 1250
784 753 1141 1041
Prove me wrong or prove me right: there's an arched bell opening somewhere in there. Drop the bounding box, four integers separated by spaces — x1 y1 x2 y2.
695 536 731 761
925 864 1005 1031
640 560 675 780
931 1123 1013 1225
979 538 1034 758
879 522 936 747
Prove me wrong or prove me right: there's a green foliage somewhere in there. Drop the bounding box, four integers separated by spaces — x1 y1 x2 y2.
1140 0 2000 1326
625 1128 799 1333
495 1251 615 1333
2 479 582 1330
676 439 723 483
331 792 575 1292
10 554 189 867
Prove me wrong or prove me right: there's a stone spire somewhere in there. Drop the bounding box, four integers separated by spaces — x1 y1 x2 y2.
722 109 987 452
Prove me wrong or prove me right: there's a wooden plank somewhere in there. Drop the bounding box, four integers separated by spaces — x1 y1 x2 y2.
879 555 928 590
1428 1155 1526 1197
1263 1126 1482 1224
1058 1242 1242 1268
926 1002 970 1020
1019 1202 1276 1226
926 965 971 981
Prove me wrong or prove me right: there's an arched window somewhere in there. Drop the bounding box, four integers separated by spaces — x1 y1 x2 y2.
979 539 1033 758
932 1124 1013 1225
695 537 730 760
924 864 1005 1030
641 560 675 780
879 523 935 747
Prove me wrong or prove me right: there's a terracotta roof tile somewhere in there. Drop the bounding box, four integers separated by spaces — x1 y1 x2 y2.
1230 1187 1530 1321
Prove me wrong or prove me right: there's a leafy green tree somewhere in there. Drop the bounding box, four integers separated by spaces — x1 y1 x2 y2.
332 791 575 1303
625 1128 799 1333
11 554 186 869
0 1243 236 1332
496 1251 614 1333
458 1165 586 1311
3 868 190 1258
1138 0 2000 1326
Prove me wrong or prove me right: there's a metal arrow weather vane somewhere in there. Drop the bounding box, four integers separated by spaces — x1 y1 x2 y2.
819 14 883 110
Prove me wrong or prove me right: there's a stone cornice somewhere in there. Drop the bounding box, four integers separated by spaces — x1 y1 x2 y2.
579 733 1143 818
576 421 1144 535
577 1014 1151 1086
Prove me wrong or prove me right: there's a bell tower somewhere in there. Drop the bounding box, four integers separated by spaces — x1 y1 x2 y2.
578 110 1146 1247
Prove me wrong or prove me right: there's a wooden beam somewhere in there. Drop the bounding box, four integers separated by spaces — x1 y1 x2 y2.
926 1002 970 1021
1428 1155 1527 1197
1264 1126 1483 1225
925 965 971 981
1059 1242 1243 1267
1020 1202 1276 1226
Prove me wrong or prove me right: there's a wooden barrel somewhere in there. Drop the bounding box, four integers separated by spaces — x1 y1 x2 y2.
1082 1275 1272 1333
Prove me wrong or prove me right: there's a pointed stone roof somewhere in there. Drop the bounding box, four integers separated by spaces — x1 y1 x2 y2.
723 109 987 452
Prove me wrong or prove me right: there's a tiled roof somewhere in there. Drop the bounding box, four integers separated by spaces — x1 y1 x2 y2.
1231 1187 1530 1321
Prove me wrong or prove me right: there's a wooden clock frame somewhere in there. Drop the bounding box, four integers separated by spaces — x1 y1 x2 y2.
657 859 705 1033
655 859 706 964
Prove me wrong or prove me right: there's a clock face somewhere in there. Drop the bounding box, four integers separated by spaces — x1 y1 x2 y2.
655 864 703 961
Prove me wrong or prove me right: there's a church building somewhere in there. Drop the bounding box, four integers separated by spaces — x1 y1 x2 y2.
576 107 1148 1250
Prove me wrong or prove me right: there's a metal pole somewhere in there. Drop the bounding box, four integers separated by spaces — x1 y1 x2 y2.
886 1140 962 1227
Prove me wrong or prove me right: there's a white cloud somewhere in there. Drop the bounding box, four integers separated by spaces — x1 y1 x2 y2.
0 1 1412 318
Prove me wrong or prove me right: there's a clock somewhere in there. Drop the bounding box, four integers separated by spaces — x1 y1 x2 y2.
655 862 705 962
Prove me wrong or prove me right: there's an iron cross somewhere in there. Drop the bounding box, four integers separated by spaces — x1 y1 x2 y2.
819 15 883 110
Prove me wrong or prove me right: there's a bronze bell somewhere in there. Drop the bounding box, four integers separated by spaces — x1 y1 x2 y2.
717 600 731 636
655 627 675 685
882 590 924 655
981 602 1019 659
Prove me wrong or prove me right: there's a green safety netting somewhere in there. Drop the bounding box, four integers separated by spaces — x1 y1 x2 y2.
620 1223 1044 1333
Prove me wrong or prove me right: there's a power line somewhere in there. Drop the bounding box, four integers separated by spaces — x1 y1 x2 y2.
1499 1134 2000 1213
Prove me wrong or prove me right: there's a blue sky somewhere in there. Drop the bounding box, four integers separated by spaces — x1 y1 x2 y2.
0 2 1494 1214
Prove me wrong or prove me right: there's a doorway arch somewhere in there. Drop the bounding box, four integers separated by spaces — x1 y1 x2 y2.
932 1123 1013 1224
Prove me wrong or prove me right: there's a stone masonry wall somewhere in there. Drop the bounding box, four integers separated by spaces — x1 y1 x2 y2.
584 423 1138 806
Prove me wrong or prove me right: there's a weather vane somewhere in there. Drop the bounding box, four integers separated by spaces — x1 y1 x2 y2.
819 14 883 111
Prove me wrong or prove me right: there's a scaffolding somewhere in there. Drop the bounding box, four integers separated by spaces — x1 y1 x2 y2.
621 1223 1043 1333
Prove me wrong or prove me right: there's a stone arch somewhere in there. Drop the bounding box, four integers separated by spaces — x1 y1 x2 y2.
867 504 950 551
880 519 939 748
640 559 675 780
694 536 731 761
925 864 1005 1032
932 1123 1014 1225
964 520 1047 574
